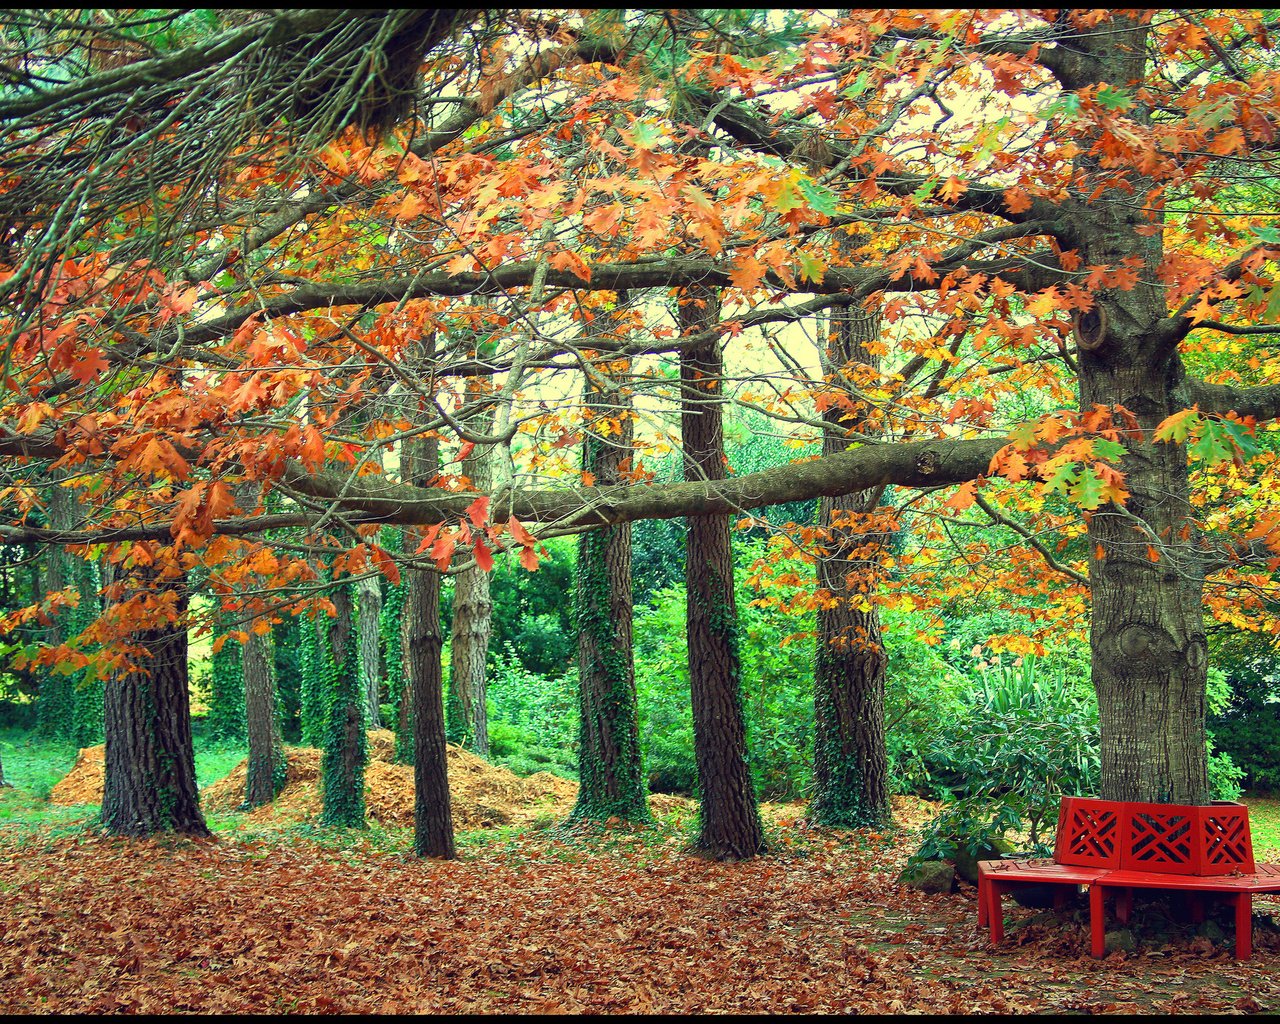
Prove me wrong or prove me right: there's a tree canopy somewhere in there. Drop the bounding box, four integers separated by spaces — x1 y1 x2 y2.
3 8 1280 806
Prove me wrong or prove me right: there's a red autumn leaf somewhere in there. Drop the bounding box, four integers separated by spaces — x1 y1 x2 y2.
69 348 110 384
465 495 489 528
507 516 536 546
473 534 494 572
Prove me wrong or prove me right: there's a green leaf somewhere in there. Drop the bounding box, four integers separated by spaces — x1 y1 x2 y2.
1043 462 1078 495
1038 93 1081 121
1091 438 1126 462
1096 86 1131 111
632 121 662 150
1248 225 1280 246
912 178 938 203
1070 467 1105 510
798 178 838 216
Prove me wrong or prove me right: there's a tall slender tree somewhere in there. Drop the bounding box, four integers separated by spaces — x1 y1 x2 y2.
242 623 286 807
569 299 648 824
403 431 455 859
811 305 891 827
448 378 496 756
320 584 367 827
679 288 764 859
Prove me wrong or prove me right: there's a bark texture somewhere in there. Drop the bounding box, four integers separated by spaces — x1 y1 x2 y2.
243 625 286 807
357 575 383 727
102 578 208 837
569 348 648 824
320 585 367 827
403 433 455 858
680 289 764 859
448 382 495 755
811 305 891 828
1071 17 1208 804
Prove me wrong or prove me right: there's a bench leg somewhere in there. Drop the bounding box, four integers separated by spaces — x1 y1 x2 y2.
1188 892 1204 924
989 881 1005 944
1117 886 1133 924
1236 893 1252 960
1090 884 1105 958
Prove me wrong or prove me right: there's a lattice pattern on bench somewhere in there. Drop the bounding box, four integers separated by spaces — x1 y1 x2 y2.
1126 803 1195 874
1055 797 1254 876
1055 796 1121 869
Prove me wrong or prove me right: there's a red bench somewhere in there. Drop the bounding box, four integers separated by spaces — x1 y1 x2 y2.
977 797 1280 959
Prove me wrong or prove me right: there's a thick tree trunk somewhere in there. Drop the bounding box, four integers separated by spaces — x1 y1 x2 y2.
357 575 383 727
1071 17 1208 804
102 577 208 837
811 306 891 828
0 747 10 788
448 382 495 755
403 433 455 858
243 625 285 807
679 289 765 859
320 585 367 827
570 346 648 824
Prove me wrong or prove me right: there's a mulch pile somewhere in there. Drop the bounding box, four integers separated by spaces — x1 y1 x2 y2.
49 730 695 828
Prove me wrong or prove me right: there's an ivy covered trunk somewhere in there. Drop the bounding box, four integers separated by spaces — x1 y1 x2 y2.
1071 17 1208 805
298 614 326 747
403 434 455 858
448 380 495 756
243 625 286 807
102 577 208 837
569 349 648 824
207 620 246 743
357 575 383 727
320 585 367 827
679 289 764 859
378 528 412 764
811 306 890 827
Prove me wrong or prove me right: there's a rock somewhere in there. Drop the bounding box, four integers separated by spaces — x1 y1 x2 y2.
950 837 1013 885
897 859 956 894
1104 928 1137 954
1197 919 1226 944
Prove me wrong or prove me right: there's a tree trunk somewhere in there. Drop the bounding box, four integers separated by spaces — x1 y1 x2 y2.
448 380 495 756
102 576 208 837
36 486 72 739
1071 17 1208 804
0 747 11 788
403 434 455 858
570 343 648 824
679 288 765 859
357 574 383 727
320 584 367 827
811 305 891 828
243 625 286 807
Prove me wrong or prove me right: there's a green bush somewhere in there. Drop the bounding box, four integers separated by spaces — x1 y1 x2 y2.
915 656 1101 860
1209 632 1280 793
634 538 815 801
485 643 578 778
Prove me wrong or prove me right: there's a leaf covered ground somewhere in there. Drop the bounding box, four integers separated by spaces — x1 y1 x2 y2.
3 808 1279 1015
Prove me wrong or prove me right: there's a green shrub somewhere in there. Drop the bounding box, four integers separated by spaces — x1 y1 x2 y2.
915 656 1101 860
485 643 578 778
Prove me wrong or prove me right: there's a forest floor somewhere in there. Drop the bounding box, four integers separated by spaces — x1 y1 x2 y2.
2 734 1279 1013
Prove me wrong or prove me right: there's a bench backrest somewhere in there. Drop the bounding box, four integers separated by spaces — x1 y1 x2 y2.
1055 796 1254 875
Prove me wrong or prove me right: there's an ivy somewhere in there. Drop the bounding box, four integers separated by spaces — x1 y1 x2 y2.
320 584 367 828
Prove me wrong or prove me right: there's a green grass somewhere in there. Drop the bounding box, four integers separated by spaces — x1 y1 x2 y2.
1246 794 1280 859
